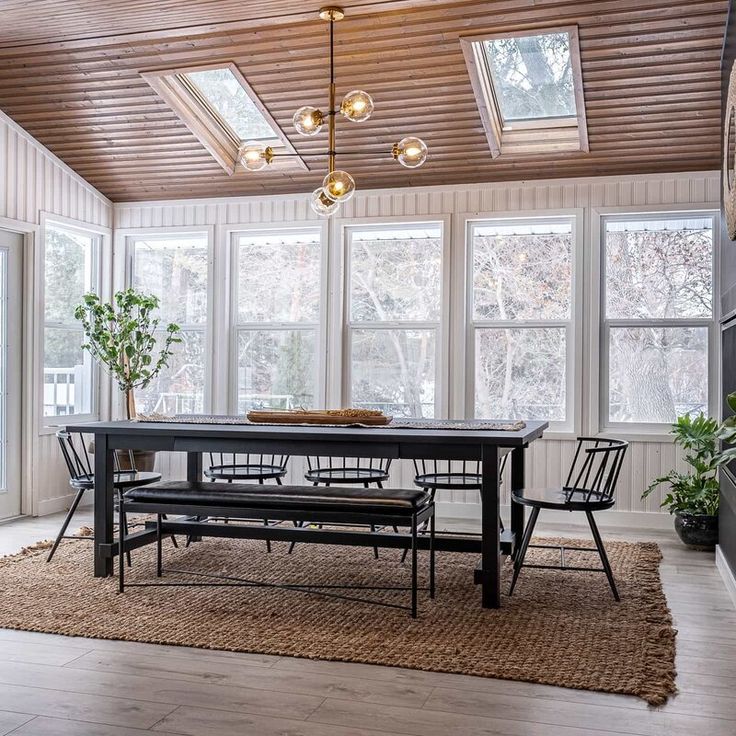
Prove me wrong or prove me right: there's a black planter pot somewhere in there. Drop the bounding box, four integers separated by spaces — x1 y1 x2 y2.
674 513 719 548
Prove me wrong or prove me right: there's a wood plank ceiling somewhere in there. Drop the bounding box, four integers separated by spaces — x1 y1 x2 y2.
0 0 727 201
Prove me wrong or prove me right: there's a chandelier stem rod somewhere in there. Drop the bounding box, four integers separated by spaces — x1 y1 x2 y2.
328 15 336 174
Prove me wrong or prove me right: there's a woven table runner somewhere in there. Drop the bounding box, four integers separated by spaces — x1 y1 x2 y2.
134 413 526 432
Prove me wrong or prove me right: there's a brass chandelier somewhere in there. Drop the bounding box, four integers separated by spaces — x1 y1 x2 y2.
237 6 429 216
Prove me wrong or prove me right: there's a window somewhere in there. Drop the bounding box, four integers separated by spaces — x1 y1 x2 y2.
602 214 714 427
469 217 575 427
232 228 323 412
346 223 443 418
128 232 209 415
461 27 587 157
42 221 100 419
141 63 304 175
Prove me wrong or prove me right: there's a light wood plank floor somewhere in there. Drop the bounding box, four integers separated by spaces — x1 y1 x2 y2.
0 510 734 735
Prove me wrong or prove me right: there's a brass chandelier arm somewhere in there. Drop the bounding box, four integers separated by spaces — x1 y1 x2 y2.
328 13 336 175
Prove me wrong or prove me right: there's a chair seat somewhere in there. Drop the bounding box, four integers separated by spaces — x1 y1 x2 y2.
71 470 162 491
125 481 429 516
512 486 615 511
305 467 390 485
205 464 286 481
414 472 481 491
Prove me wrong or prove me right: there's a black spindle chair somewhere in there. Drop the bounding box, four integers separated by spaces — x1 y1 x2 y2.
203 453 290 552
288 456 393 557
48 430 164 564
404 455 509 562
508 437 628 600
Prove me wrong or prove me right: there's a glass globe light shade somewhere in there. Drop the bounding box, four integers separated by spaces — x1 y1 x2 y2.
322 170 356 202
293 106 324 136
393 136 428 168
239 141 270 171
340 90 374 122
310 187 340 216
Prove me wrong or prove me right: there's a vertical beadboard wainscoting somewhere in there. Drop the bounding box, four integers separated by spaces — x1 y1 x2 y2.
0 110 113 516
111 170 720 524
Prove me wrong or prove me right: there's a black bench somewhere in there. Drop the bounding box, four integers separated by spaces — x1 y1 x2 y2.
121 482 436 617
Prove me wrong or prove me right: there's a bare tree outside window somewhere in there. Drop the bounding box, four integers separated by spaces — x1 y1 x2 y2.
484 32 575 121
130 233 209 414
347 225 442 418
43 222 99 417
604 217 713 424
234 229 322 412
471 219 573 424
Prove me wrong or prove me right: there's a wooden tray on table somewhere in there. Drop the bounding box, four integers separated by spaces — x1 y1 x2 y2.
246 409 392 426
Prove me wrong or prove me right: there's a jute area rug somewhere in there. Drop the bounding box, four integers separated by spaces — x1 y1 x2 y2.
0 532 676 705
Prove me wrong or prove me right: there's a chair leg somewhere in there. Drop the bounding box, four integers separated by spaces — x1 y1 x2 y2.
118 493 125 593
46 487 87 562
162 515 179 548
264 519 272 553
586 511 620 601
288 521 302 554
508 506 539 597
122 509 132 568
429 506 436 600
156 514 163 578
411 514 418 618
365 481 379 558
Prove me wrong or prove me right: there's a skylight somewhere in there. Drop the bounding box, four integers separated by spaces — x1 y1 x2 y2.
141 62 305 176
483 32 576 123
183 68 278 142
461 27 588 157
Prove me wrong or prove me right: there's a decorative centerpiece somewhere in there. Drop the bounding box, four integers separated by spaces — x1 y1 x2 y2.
247 408 392 426
642 398 736 548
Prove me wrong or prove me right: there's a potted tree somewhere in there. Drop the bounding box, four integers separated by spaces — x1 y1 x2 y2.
74 288 182 469
642 398 736 548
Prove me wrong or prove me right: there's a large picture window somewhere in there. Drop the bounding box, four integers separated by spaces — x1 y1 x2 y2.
232 228 322 412
346 223 443 418
128 232 210 415
42 220 100 419
469 217 575 427
602 214 714 427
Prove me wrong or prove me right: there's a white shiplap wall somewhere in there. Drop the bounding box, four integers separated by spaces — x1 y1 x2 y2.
115 170 720 524
0 109 113 515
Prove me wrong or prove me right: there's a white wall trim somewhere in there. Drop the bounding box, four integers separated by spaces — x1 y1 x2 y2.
438 501 675 531
716 545 736 610
0 109 111 207
113 170 720 212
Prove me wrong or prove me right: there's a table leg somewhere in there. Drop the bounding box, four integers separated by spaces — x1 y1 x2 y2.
94 433 114 577
187 451 203 482
510 446 525 559
480 443 501 608
186 452 203 543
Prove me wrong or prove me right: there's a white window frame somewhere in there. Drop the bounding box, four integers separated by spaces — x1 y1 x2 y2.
462 211 583 435
141 62 306 176
596 207 719 437
227 222 329 413
40 214 108 429
122 226 215 416
460 26 588 158
338 217 451 419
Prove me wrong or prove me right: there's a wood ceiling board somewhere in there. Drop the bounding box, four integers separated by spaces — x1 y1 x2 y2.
0 0 726 201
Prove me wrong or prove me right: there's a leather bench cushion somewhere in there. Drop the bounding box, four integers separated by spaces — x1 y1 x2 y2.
124 481 430 515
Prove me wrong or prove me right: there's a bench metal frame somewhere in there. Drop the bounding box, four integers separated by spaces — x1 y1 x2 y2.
119 498 436 618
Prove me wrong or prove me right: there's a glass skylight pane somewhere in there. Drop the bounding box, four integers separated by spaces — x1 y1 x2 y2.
484 32 576 122
184 68 278 141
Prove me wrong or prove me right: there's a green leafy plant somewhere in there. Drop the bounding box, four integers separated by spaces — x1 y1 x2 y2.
74 289 182 419
642 398 736 516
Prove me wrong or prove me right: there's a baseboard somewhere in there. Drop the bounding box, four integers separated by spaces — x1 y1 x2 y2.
37 490 92 517
716 545 736 610
436 502 674 531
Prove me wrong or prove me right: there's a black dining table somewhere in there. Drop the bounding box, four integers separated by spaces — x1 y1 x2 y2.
67 418 547 609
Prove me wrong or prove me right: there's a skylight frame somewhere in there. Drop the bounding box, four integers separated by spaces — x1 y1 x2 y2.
460 26 588 158
141 61 306 175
